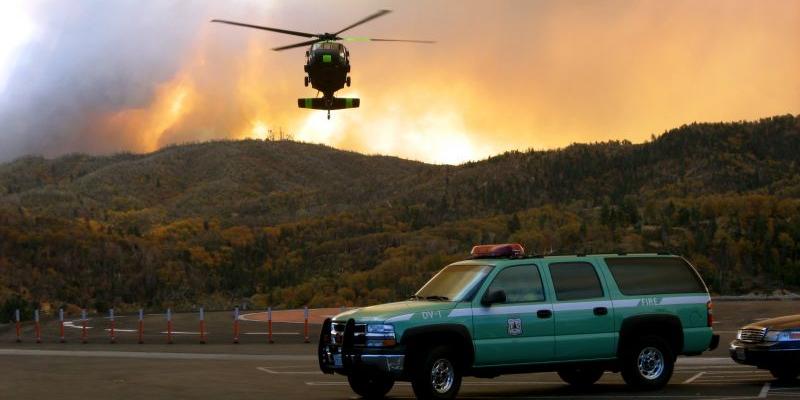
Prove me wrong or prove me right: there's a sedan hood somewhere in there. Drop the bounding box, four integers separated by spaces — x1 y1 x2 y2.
744 314 800 330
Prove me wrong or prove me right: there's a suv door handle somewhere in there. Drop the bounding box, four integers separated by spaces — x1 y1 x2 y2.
537 309 552 319
593 307 608 316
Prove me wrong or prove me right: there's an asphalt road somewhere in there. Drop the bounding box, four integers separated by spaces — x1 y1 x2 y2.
0 301 797 399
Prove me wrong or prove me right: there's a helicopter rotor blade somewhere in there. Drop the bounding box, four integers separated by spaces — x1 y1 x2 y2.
272 38 323 51
334 9 392 36
211 19 317 38
342 37 435 44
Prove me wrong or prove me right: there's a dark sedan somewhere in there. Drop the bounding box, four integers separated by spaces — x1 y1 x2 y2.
730 314 800 381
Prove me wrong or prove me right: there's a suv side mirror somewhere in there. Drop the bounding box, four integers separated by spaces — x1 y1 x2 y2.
482 290 507 306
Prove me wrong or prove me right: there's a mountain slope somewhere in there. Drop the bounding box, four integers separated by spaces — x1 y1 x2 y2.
0 114 798 315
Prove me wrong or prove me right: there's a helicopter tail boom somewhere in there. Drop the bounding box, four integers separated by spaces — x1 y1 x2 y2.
298 97 360 110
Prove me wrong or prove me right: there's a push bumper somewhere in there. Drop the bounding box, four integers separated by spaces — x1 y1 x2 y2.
318 318 405 379
729 340 800 368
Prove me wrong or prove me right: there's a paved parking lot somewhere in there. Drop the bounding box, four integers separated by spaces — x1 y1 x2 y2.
0 301 797 399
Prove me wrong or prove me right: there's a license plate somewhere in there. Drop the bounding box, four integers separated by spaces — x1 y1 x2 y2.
333 354 342 367
736 348 746 360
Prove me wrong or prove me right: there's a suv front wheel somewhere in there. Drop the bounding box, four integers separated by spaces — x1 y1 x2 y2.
620 335 675 390
411 345 463 399
347 374 394 399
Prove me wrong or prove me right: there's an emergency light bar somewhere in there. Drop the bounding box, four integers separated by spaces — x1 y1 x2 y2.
470 243 525 258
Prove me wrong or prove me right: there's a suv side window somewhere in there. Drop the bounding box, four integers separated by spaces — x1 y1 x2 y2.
485 265 545 303
548 262 604 301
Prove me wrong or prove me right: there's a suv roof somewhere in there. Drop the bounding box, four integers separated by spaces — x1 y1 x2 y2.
455 252 682 267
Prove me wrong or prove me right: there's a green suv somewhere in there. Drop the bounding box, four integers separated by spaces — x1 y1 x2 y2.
318 244 720 399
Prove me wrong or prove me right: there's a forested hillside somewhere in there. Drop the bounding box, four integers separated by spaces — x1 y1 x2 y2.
1 115 798 319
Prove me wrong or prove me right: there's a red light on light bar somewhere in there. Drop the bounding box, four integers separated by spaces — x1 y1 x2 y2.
470 243 525 258
791 332 800 340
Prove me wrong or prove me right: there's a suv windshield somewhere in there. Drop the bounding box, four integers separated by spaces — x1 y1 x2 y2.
414 264 493 301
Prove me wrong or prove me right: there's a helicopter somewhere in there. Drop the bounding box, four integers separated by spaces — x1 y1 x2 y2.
212 10 434 119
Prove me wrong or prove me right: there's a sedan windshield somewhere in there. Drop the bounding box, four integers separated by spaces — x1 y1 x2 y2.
414 264 493 302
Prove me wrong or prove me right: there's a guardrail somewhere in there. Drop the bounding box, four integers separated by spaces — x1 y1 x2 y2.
9 305 328 345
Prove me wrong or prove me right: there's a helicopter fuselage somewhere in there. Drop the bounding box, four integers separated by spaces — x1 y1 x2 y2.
211 9 432 118
304 41 350 99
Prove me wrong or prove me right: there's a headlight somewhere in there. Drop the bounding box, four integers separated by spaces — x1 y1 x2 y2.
367 324 394 334
736 330 742 340
365 324 396 347
764 330 800 342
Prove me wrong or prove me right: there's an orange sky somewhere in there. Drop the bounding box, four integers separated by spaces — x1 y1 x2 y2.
0 0 798 164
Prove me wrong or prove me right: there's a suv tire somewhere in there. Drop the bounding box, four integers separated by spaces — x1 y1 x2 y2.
770 368 800 382
411 345 463 399
347 374 394 399
558 367 604 387
620 335 675 390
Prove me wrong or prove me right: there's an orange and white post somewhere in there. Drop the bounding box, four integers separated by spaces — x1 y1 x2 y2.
233 307 240 344
166 308 173 344
267 306 274 344
199 307 206 344
14 309 21 343
137 309 144 344
59 308 65 343
109 308 116 344
34 309 41 344
303 306 310 343
81 309 88 344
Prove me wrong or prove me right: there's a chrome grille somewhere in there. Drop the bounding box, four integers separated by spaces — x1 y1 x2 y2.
331 322 366 346
739 328 766 343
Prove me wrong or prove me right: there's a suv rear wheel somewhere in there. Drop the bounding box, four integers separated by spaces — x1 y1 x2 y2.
347 374 394 399
558 367 604 387
620 335 675 390
411 345 462 399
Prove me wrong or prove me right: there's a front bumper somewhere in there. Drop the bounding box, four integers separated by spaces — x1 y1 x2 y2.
320 346 405 377
729 340 800 368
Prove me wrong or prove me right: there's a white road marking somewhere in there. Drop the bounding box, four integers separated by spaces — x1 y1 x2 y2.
257 366 320 375
758 382 771 398
63 320 136 332
702 371 772 374
683 372 704 384
305 383 765 399
304 381 567 387
676 357 735 366
0 349 316 361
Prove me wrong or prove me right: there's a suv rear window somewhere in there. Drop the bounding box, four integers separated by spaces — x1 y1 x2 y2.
605 257 706 295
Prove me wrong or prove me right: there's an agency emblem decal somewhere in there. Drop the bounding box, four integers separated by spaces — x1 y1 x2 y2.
507 318 523 336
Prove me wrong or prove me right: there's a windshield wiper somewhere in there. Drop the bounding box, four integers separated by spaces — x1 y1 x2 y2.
409 294 424 301
424 295 450 301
